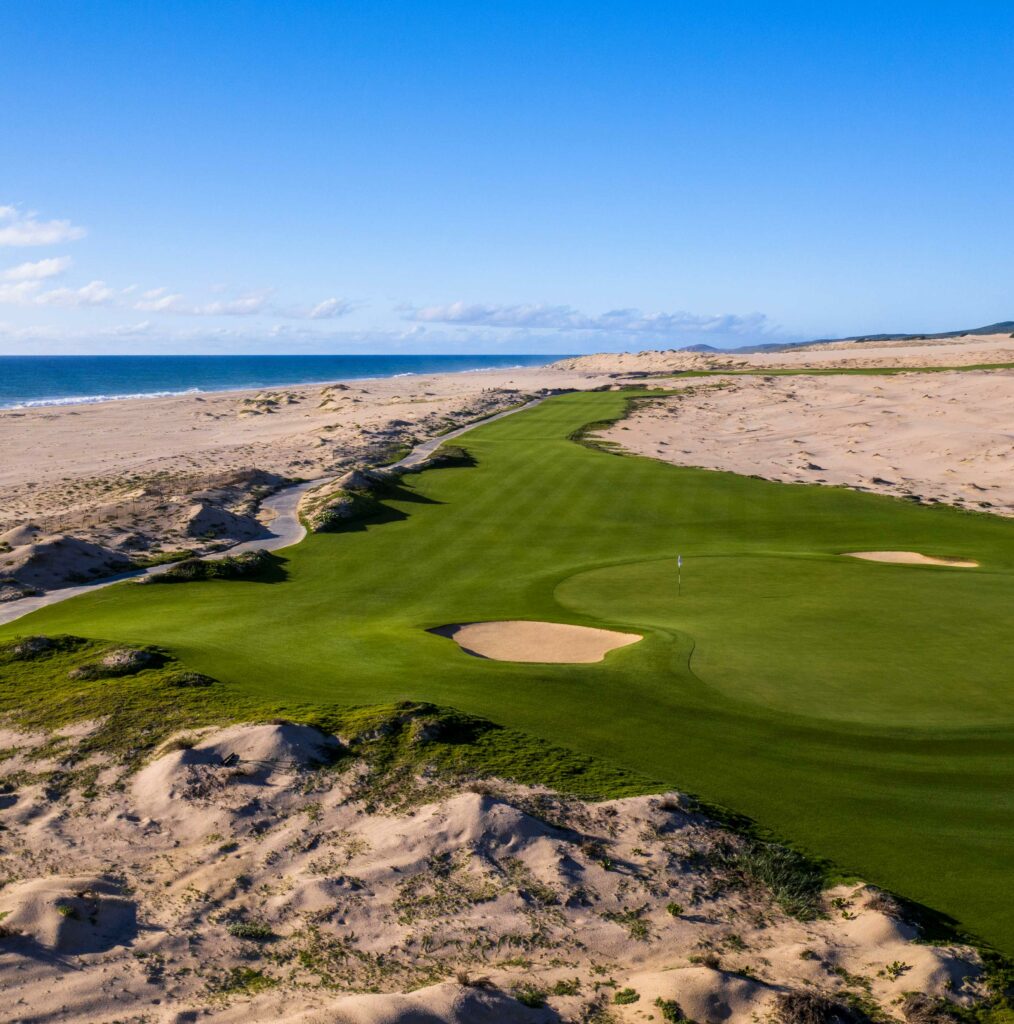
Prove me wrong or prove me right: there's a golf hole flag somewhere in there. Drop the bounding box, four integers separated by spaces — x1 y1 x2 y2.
677 553 682 596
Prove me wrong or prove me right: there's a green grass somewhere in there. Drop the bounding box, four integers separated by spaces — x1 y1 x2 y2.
2 390 1012 953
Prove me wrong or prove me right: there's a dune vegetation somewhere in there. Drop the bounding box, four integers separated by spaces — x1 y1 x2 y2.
2 389 1012 956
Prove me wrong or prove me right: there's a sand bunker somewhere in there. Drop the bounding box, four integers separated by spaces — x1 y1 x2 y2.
845 550 979 567
430 620 641 663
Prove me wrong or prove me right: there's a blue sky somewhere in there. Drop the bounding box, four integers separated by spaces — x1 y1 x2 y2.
1 1 1011 354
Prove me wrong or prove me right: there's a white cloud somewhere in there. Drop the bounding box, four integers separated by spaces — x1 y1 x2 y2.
36 280 118 307
404 301 770 336
0 205 86 246
0 281 43 305
0 277 118 309
305 297 354 320
199 293 269 316
134 288 269 316
134 289 352 320
0 207 357 326
133 288 184 312
0 256 73 281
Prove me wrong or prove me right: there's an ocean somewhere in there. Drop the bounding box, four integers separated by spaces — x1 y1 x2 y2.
0 354 563 409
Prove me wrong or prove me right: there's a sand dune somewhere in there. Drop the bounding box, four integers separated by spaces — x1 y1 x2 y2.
0 719 985 1022
554 331 1014 373
600 369 1014 516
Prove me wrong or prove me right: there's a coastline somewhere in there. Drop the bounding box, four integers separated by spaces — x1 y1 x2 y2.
0 353 565 410
2 332 1010 602
0 364 609 599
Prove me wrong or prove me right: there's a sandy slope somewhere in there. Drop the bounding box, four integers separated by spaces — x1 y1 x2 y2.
599 370 1014 516
0 721 984 1023
552 331 1014 373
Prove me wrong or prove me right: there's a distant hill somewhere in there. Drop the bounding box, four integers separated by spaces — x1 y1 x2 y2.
679 321 1014 355
808 320 1014 344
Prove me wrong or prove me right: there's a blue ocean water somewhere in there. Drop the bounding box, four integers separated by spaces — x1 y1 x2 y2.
0 354 563 409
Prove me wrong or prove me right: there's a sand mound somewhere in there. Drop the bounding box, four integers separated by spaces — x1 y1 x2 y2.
353 790 568 876
0 738 985 1023
3 532 132 590
68 645 164 679
132 722 343 828
430 620 641 663
325 981 552 1023
621 967 773 1022
0 522 43 546
180 500 267 541
335 468 384 491
845 551 979 567
830 889 981 996
8 635 57 659
0 875 137 953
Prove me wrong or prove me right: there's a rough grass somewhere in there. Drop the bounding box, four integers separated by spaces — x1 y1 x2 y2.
0 636 654 798
2 390 1012 954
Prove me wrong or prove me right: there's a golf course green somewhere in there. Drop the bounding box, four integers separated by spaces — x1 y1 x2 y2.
3 390 1012 953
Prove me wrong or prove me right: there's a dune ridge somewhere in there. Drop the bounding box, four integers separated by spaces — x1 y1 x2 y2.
0 718 985 1023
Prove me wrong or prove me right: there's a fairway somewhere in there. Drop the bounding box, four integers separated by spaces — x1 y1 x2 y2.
4 391 1013 953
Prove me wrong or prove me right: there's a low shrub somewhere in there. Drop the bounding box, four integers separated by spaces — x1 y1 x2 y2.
144 549 272 584
227 920 276 941
713 839 824 919
655 998 685 1022
776 991 864 1024
166 671 217 688
512 983 546 1008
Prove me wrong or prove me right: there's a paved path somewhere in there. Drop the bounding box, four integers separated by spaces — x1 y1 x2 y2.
0 398 543 627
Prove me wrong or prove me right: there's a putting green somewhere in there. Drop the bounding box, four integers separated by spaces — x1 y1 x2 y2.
3 390 1012 952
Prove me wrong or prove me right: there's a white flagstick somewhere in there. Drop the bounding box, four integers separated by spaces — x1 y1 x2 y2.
677 553 682 597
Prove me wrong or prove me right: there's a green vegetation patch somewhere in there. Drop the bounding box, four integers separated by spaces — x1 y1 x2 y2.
141 548 276 584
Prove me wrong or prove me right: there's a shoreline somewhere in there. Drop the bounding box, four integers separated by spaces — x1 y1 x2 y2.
2 332 1010 603
0 365 604 600
0 354 566 411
